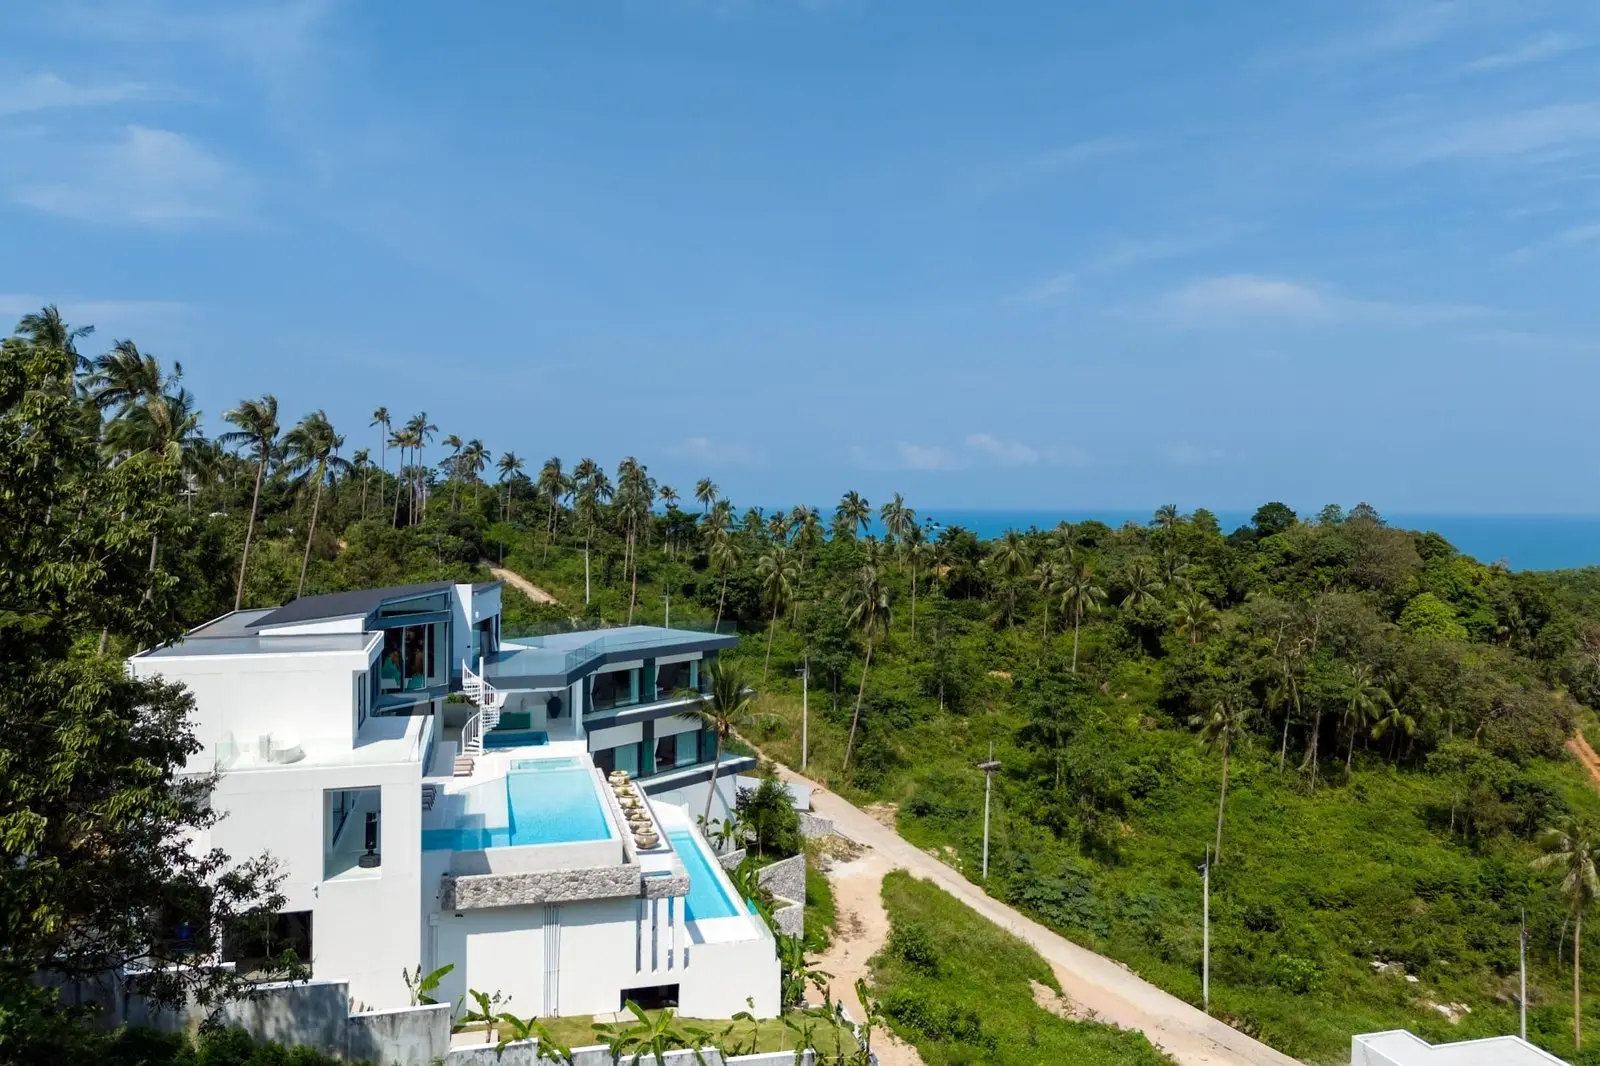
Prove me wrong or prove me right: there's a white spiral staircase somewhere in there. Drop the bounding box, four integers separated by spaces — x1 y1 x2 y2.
457 656 505 775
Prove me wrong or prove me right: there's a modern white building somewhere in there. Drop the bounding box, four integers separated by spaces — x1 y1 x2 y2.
1352 1030 1570 1066
129 580 778 1020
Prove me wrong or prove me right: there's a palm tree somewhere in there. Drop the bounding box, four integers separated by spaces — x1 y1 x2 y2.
404 412 437 518
537 456 567 560
1339 664 1390 774
282 410 349 598
835 491 871 540
695 478 718 514
1369 701 1417 761
389 426 415 526
985 530 1032 627
880 493 913 549
757 546 799 682
439 433 464 510
1151 503 1182 533
370 407 391 513
1033 557 1062 637
659 485 679 511
676 660 760 825
89 339 172 415
842 564 891 772
103 384 205 584
1120 559 1163 609
573 459 610 604
1058 561 1106 672
461 439 489 507
1051 520 1079 559
710 530 740 628
615 457 654 623
1173 590 1221 647
17 304 94 369
1191 693 1252 863
497 452 524 523
219 394 280 610
1535 816 1600 1050
905 524 930 640
352 448 372 519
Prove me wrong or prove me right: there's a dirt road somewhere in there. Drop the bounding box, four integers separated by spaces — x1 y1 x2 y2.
781 765 1303 1066
1567 731 1600 791
483 563 559 605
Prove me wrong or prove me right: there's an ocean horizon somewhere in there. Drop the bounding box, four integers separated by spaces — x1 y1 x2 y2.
843 508 1600 573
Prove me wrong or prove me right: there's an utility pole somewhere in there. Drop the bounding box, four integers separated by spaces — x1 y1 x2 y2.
798 655 809 772
1521 908 1529 1042
977 743 1002 880
1199 847 1211 1015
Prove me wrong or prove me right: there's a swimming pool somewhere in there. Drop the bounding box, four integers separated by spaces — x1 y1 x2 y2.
667 829 743 921
483 729 548 750
422 765 612 851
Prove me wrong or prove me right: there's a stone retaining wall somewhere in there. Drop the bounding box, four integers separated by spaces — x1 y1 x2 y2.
755 853 805 909
798 812 834 838
441 863 641 909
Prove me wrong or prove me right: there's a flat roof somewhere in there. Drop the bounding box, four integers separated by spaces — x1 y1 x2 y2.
485 625 737 687
134 611 379 659
247 580 456 630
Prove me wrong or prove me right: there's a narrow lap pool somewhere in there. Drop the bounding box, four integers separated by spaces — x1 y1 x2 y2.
668 829 743 922
422 765 612 851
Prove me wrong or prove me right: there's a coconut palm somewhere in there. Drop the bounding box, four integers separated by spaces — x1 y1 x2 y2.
905 524 931 639
1051 520 1079 559
89 339 173 415
573 459 610 604
835 491 871 540
1191 692 1252 863
1151 503 1182 533
1058 560 1106 673
1033 557 1063 637
675 660 761 825
984 530 1032 627
389 426 414 526
842 563 891 773
496 452 524 523
710 530 740 628
1336 664 1390 774
352 448 372 519
540 458 570 559
659 485 679 511
757 546 800 681
370 407 391 512
1173 590 1221 647
460 439 489 510
282 410 349 598
880 493 913 550
404 412 437 517
1534 816 1600 1049
1120 558 1164 609
694 477 718 514
1369 701 1417 761
17 304 94 369
220 394 281 610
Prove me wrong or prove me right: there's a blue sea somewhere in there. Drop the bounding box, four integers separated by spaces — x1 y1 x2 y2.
879 510 1600 573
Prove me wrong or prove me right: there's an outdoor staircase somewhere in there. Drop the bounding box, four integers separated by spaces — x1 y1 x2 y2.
459 656 506 761
421 783 438 811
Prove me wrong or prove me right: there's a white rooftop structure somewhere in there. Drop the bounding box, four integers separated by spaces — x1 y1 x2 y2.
1353 1030 1570 1066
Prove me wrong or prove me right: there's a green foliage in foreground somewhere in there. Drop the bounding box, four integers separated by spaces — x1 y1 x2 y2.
48 1026 355 1066
873 870 1173 1066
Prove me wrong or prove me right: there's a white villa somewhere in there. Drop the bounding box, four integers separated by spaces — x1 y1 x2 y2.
128 580 779 1020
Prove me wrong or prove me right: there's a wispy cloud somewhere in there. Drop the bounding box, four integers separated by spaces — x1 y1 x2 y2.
1395 103 1600 164
1155 274 1490 329
896 442 958 470
0 293 189 332
1011 273 1077 305
857 434 1086 471
1168 443 1227 466
54 0 335 81
965 433 1038 466
670 436 756 466
1461 32 1581 74
969 136 1145 201
1012 225 1230 305
13 125 248 225
0 73 147 117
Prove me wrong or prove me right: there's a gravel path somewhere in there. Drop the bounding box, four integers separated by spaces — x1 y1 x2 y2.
777 764 1305 1066
483 563 559 604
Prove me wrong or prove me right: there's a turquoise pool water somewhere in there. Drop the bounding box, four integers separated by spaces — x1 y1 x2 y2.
422 766 612 851
483 729 548 750
668 829 742 921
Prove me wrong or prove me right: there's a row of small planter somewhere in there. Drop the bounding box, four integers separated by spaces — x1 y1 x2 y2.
608 770 660 850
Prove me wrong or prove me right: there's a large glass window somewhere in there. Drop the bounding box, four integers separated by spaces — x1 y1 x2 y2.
654 734 678 773
325 786 382 879
379 623 444 693
592 669 640 712
656 661 693 700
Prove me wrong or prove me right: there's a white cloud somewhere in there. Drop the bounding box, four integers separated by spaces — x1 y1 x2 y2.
1156 274 1489 329
896 442 958 470
1462 32 1580 74
0 293 188 333
965 433 1039 466
13 125 247 225
0 73 146 116
1161 275 1334 326
1509 221 1600 261
1012 273 1077 305
1168 443 1227 466
670 436 755 466
970 136 1146 201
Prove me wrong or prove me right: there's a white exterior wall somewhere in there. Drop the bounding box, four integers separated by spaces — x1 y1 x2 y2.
210 757 424 1010
131 648 373 774
257 616 367 636
454 583 503 673
648 777 739 827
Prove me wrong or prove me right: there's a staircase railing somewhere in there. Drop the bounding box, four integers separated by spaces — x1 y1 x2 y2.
460 657 502 757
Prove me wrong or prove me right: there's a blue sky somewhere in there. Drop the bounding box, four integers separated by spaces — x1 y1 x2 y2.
3 1 1599 514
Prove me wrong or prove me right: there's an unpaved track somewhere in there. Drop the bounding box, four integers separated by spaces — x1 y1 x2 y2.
1567 731 1600 790
483 563 558 604
780 764 1304 1066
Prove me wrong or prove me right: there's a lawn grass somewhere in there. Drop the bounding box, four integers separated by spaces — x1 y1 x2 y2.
804 848 837 951
872 870 1174 1066
529 1011 803 1054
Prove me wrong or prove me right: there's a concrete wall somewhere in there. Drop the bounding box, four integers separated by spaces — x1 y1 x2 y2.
125 978 450 1065
347 1003 451 1065
797 813 834 838
447 1044 815 1066
755 855 805 911
131 645 373 773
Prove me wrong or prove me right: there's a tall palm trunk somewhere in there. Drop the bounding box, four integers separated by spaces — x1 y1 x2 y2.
842 638 874 771
1214 739 1231 861
378 436 386 513
1071 608 1082 673
234 455 267 610
909 564 917 640
296 469 325 597
716 572 729 628
701 733 724 827
392 447 406 527
763 600 780 682
583 532 592 604
1577 909 1585 1050
359 468 369 521
543 498 557 562
626 524 638 623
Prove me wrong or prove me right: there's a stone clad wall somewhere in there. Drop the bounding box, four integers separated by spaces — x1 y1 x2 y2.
755 853 805 909
441 863 640 909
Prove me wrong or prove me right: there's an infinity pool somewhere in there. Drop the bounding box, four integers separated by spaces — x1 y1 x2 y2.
668 829 743 921
423 764 612 851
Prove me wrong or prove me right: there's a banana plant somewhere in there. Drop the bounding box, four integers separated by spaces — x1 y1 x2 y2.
494 1013 574 1064
591 1000 708 1066
456 987 505 1043
401 962 454 1006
